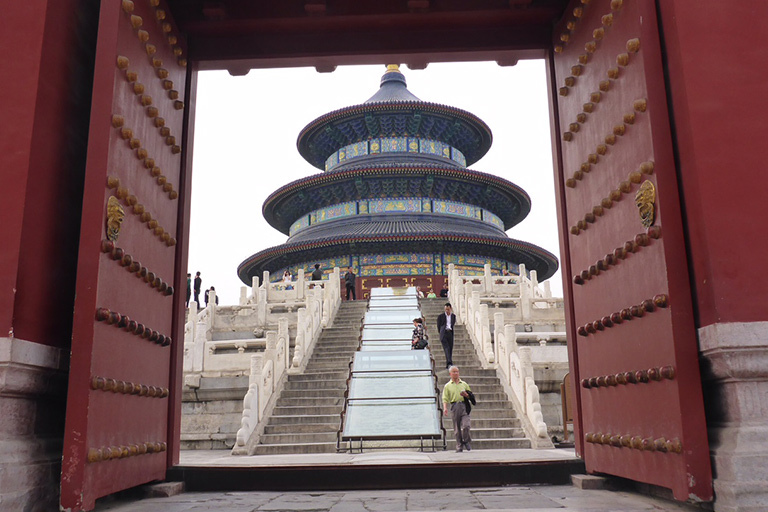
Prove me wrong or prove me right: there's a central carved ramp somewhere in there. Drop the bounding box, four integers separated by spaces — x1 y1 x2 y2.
338 288 446 451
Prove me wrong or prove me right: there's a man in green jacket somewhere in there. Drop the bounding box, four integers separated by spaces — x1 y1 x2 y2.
443 365 472 452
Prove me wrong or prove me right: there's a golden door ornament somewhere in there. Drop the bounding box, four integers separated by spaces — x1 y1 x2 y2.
635 180 656 228
106 196 125 241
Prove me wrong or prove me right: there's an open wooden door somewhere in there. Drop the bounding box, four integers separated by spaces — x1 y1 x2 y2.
61 1 192 509
549 0 712 502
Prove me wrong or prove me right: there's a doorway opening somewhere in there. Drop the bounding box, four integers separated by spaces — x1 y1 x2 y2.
180 61 570 460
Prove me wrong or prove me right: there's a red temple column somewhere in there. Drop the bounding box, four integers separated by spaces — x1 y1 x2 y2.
659 2 768 509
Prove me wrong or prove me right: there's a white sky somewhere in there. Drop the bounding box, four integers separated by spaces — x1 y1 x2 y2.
188 60 564 305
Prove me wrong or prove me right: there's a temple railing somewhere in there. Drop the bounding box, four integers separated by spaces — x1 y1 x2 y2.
447 263 567 447
232 317 290 453
182 270 342 455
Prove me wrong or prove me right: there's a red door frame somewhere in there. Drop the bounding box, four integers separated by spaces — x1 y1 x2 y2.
61 1 714 507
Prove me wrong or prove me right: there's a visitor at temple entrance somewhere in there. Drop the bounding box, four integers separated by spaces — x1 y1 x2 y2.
204 286 219 307
193 271 202 308
344 266 356 300
437 303 456 369
443 365 473 452
282 270 293 290
311 263 323 281
426 289 437 298
185 273 191 308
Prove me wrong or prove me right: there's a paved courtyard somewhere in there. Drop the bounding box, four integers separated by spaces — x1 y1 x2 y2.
95 485 706 512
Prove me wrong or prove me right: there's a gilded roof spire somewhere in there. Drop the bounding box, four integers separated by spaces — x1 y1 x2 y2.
385 64 401 73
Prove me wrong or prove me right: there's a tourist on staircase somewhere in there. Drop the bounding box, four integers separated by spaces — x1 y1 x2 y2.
443 365 474 452
436 303 456 370
411 318 428 350
344 266 356 300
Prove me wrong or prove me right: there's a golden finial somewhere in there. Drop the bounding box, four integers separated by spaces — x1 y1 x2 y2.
385 64 400 73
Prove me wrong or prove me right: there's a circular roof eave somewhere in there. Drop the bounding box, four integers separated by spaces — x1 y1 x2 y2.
296 101 493 169
237 234 558 285
261 165 532 234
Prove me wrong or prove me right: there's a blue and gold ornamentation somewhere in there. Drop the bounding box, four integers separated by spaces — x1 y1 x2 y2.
433 199 479 219
317 201 356 223
451 147 467 167
324 137 467 171
381 137 407 153
368 198 422 213
289 215 310 236
483 210 504 230
360 263 434 276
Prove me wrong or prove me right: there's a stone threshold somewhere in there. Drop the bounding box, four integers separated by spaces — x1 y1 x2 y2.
169 448 584 491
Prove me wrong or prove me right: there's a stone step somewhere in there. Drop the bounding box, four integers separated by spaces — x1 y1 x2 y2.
458 400 514 410
316 337 360 343
307 363 352 370
275 396 344 410
443 417 521 429
253 442 337 455
312 340 360 347
272 405 343 416
462 427 525 439
310 355 354 363
280 389 349 399
460 438 532 450
439 408 516 420
275 397 344 408
284 380 347 390
268 414 341 425
305 363 354 371
264 423 339 435
287 371 349 381
259 432 338 445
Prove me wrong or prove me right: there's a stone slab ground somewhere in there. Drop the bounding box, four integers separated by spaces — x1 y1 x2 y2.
94 485 707 512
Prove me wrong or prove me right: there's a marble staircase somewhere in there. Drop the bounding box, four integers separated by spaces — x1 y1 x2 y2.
419 299 531 450
252 300 368 454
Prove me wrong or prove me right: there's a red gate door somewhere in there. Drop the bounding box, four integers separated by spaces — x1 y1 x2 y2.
550 0 712 501
61 1 189 509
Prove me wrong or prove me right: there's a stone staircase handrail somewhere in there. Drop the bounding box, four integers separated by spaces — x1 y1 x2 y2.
233 317 291 453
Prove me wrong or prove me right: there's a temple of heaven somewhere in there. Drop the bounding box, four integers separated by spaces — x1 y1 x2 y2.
237 65 558 297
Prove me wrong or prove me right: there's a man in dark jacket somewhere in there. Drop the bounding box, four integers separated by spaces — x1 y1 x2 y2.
311 263 323 281
344 266 356 300
436 303 456 370
193 272 202 308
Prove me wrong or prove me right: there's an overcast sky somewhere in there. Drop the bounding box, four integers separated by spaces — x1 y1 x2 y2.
188 60 564 304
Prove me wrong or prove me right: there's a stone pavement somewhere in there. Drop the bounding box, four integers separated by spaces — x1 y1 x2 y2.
94 485 704 512
178 447 579 467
